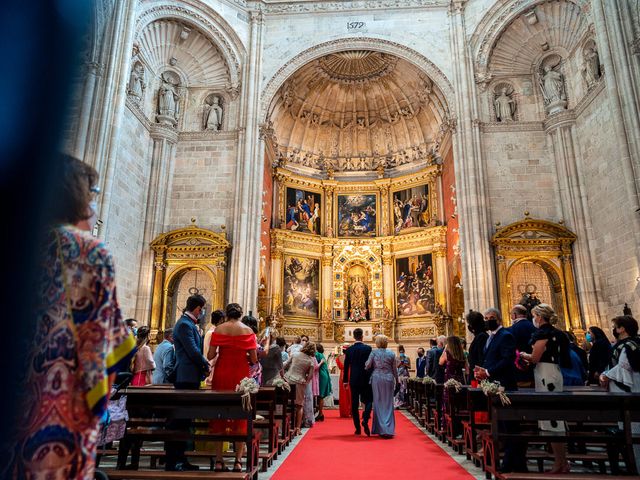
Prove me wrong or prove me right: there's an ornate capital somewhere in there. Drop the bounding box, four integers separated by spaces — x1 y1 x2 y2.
150 123 179 143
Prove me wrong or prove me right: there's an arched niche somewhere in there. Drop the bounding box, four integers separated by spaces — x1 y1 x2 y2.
150 224 230 336
492 217 582 334
164 266 216 328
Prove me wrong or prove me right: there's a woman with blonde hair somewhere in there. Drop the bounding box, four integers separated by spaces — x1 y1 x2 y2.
521 303 571 473
365 335 398 437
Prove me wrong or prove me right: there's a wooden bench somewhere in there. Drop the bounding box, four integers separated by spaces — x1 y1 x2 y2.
484 391 640 479
115 387 260 479
444 384 469 454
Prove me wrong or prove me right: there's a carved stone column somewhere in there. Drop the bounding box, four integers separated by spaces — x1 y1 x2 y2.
134 124 178 322
72 61 103 159
229 9 265 312
448 0 497 311
544 112 602 325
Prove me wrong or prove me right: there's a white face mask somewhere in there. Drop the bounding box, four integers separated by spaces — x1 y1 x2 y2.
87 200 99 231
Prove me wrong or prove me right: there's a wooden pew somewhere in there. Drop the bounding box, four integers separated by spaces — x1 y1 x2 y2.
462 388 490 466
444 385 469 454
273 385 294 452
483 391 640 480
108 387 261 480
255 387 279 471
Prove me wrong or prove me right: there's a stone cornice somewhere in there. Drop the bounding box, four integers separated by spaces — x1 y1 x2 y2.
480 121 544 133
178 130 239 142
257 0 447 14
150 123 179 143
573 78 605 118
544 110 577 132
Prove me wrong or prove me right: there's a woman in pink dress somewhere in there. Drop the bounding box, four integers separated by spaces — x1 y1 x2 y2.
207 303 257 472
131 326 155 386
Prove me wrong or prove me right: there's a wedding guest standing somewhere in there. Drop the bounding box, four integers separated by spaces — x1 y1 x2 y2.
284 342 316 435
315 344 332 421
366 335 398 437
466 310 488 382
208 303 257 472
131 326 155 386
395 345 410 407
586 326 612 384
416 347 427 378
439 336 466 418
12 156 135 479
343 328 373 435
153 328 175 384
336 344 352 418
521 304 571 474
260 330 283 386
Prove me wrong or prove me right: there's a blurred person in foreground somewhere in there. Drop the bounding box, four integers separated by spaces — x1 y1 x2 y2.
11 155 136 479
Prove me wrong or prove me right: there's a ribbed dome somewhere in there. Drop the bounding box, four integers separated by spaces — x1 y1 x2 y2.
268 51 449 176
137 19 230 86
489 1 587 76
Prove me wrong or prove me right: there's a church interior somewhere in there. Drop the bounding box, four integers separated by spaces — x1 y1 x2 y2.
8 0 640 478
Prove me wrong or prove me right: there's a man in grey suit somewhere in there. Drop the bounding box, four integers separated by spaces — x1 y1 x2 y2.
152 328 175 384
165 294 210 471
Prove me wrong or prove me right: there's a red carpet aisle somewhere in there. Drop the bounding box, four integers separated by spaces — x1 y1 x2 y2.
271 410 475 479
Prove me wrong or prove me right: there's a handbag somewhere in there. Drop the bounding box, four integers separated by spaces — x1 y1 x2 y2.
514 350 531 372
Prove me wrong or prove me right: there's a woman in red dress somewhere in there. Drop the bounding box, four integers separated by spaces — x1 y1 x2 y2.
207 303 257 472
336 344 352 418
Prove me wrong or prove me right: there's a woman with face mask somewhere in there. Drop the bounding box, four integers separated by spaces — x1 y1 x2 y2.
585 326 612 385
520 304 572 474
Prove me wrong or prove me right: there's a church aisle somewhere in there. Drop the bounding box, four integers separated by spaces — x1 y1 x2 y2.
270 410 476 479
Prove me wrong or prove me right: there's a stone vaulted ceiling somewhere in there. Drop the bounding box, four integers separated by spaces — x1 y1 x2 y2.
268 50 450 176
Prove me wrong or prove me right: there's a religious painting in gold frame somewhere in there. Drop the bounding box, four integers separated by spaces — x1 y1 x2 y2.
395 253 436 317
391 183 430 234
284 186 322 235
283 254 320 318
336 193 378 237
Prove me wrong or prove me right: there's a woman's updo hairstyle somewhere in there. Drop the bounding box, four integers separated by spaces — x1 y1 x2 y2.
225 303 243 320
532 303 558 325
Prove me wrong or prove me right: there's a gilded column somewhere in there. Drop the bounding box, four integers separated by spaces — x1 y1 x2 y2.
321 246 333 322
375 179 391 236
323 182 337 236
433 248 448 312
229 8 265 312
149 255 166 337
381 242 395 313
448 0 497 311
560 253 582 336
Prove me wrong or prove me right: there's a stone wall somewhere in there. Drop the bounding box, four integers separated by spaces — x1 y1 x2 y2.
481 128 560 226
575 87 640 318
103 105 153 318
168 134 238 235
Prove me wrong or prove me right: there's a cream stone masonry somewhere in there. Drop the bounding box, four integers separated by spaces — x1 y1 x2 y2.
62 0 639 327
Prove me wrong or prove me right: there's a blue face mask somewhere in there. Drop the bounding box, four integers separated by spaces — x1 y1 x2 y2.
133 327 138 336
585 332 592 343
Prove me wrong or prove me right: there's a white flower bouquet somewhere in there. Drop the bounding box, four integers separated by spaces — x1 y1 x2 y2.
422 376 435 385
479 379 511 406
236 377 259 411
272 376 291 392
444 378 463 393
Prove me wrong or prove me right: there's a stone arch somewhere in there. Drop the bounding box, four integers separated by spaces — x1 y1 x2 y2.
260 37 455 123
134 0 245 88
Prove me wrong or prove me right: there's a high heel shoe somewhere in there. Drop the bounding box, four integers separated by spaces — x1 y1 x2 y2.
316 413 324 421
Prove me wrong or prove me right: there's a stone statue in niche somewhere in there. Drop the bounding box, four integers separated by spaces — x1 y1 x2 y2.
494 87 515 122
127 61 145 102
204 95 223 131
156 72 180 126
539 60 567 115
582 44 602 89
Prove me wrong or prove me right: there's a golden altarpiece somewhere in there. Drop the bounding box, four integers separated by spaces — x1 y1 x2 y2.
266 165 451 346
492 216 582 336
149 223 230 337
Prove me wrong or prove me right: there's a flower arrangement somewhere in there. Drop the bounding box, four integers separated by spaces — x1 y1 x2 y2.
236 377 259 411
271 377 291 392
444 378 463 393
422 376 435 385
479 379 511 406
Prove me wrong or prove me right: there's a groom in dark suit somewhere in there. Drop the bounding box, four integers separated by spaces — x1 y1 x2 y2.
343 328 373 436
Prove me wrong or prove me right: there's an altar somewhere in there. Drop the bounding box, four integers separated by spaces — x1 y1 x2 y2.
259 164 459 349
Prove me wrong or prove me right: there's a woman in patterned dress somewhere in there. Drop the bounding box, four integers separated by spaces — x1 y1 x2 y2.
12 156 136 480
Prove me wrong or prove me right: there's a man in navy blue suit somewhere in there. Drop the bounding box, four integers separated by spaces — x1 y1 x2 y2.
416 347 427 378
343 328 373 436
165 294 210 471
475 308 526 472
507 304 536 387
